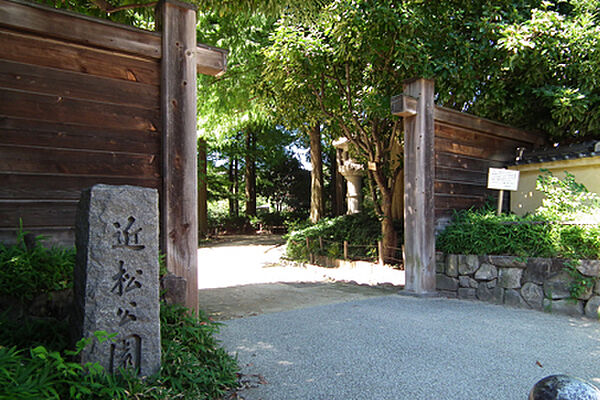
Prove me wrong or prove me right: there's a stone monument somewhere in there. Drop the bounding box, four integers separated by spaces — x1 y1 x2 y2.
73 184 160 376
333 137 364 214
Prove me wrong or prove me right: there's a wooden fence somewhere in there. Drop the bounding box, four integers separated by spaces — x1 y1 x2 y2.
0 0 227 311
433 106 544 228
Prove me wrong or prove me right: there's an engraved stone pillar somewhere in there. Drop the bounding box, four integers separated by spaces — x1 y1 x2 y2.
333 138 364 215
74 184 160 376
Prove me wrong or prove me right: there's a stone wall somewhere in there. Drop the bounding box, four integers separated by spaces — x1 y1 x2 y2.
436 252 600 319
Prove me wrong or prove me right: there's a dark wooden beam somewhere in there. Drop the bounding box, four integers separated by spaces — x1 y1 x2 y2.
0 0 161 59
158 0 198 312
434 106 545 146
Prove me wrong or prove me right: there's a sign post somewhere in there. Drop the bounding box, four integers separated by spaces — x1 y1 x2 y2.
487 168 520 216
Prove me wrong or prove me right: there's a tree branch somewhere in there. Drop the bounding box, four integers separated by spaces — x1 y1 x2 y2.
89 0 157 13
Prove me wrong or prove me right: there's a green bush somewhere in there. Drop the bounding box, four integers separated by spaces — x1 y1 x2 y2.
0 226 75 302
286 212 385 261
0 303 239 400
437 171 600 260
158 303 239 399
436 207 599 259
0 227 239 399
0 313 70 352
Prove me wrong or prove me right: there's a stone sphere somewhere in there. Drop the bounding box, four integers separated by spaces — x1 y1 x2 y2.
529 375 600 400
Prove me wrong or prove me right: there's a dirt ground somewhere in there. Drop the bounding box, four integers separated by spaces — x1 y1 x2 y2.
197 234 402 320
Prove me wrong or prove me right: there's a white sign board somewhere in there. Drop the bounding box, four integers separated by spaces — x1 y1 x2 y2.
487 168 520 191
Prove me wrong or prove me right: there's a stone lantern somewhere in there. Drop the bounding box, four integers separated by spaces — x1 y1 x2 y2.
333 138 364 214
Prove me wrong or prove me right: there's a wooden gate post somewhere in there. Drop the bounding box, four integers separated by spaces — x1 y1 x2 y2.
158 0 199 312
392 78 436 296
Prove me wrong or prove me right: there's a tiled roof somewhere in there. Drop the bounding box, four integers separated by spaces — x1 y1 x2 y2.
513 141 600 165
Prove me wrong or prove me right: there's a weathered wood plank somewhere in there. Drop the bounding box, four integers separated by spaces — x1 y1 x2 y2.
0 200 77 228
0 60 159 109
0 0 161 59
0 174 160 200
435 122 529 153
0 145 160 178
159 0 199 312
0 88 160 132
0 227 74 246
436 152 504 171
434 106 545 145
196 44 227 77
434 194 488 210
0 29 160 84
434 181 496 197
435 167 488 186
0 117 160 154
435 137 512 162
401 78 436 295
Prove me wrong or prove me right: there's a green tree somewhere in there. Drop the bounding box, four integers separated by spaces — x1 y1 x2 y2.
261 0 545 259
490 1 600 141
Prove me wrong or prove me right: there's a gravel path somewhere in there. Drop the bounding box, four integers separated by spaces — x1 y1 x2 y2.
219 295 600 400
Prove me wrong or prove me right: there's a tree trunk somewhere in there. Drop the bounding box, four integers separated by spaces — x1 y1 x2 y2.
331 146 345 216
380 191 397 263
309 124 324 223
198 139 208 237
245 130 256 216
228 156 239 217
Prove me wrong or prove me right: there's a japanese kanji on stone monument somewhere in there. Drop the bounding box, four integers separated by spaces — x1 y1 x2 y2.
73 184 160 376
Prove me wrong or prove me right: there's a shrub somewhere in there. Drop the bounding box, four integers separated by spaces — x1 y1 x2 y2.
0 303 239 400
437 172 600 260
158 303 239 399
0 227 239 399
0 225 75 302
286 212 385 261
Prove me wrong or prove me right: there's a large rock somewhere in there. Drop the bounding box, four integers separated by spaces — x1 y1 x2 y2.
577 260 600 277
458 288 476 300
459 276 478 288
445 254 458 277
477 283 493 302
529 374 600 400
475 263 497 281
521 282 544 310
523 258 554 285
458 254 479 275
543 298 584 317
74 185 161 376
436 252 445 273
436 274 459 291
488 255 526 268
584 296 600 320
477 283 504 304
498 268 523 289
505 289 528 308
544 271 573 300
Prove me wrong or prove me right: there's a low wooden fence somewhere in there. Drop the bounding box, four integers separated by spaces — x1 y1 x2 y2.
294 237 404 268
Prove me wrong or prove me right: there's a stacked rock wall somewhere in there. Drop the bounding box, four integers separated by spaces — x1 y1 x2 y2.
436 252 600 319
